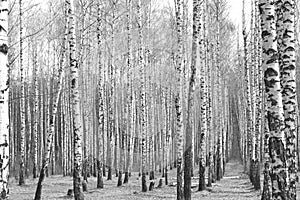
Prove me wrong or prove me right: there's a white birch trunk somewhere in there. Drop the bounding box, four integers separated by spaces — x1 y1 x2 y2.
0 0 9 197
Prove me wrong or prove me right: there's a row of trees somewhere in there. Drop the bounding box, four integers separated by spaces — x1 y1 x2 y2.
237 0 299 199
0 0 298 199
5 0 237 199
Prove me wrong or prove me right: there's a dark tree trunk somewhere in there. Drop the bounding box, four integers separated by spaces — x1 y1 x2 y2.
117 170 122 186
107 166 112 180
253 160 260 190
142 172 147 192
34 164 46 200
123 172 129 184
97 160 103 188
165 167 168 185
198 160 206 191
149 171 155 191
183 146 192 200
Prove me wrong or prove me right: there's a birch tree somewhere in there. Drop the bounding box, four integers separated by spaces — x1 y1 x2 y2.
0 0 9 198
96 0 104 189
198 0 207 191
184 0 201 198
124 0 133 185
279 0 297 199
18 0 26 186
137 0 147 192
68 0 84 198
175 0 184 199
32 41 38 179
259 0 288 199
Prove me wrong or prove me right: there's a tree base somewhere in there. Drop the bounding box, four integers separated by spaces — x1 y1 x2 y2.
142 172 147 192
107 167 112 180
67 189 73 196
253 160 260 190
198 161 206 191
165 168 168 185
123 171 129 184
97 170 103 188
149 171 155 191
82 180 88 192
117 171 123 186
157 178 163 188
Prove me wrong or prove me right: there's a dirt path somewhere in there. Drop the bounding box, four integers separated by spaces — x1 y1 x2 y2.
192 161 260 200
9 161 299 199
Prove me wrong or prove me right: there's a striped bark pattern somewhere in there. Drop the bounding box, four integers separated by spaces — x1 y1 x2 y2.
68 0 84 199
198 0 207 191
124 0 133 184
96 0 104 189
216 0 223 180
243 0 253 174
32 43 38 179
18 0 26 186
137 0 147 192
207 42 213 187
280 0 297 199
259 0 288 199
0 0 9 198
175 0 184 199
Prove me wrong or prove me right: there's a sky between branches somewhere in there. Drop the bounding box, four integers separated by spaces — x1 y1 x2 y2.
34 0 250 30
161 0 251 28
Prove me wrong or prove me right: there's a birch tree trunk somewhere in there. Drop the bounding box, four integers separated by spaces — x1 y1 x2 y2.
32 42 38 179
107 0 116 181
279 1 297 199
0 0 9 198
215 0 223 181
253 0 261 190
198 0 207 191
175 0 184 199
184 0 201 198
96 0 104 189
18 0 26 186
207 42 214 187
137 0 147 192
259 0 288 199
68 0 84 199
124 0 133 185
242 0 252 175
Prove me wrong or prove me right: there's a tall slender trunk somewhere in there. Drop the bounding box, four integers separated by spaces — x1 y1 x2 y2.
137 0 147 192
207 42 213 187
184 0 201 198
18 0 25 186
253 0 261 190
107 0 116 181
242 0 252 175
96 0 104 189
198 0 207 191
215 0 223 181
175 0 184 199
249 0 256 184
68 0 84 199
124 0 133 184
117 84 125 186
32 42 38 179
0 0 9 198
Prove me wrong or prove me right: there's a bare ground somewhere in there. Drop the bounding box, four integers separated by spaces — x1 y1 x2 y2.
9 161 300 200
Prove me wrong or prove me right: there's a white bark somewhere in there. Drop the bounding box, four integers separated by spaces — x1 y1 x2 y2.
0 0 9 197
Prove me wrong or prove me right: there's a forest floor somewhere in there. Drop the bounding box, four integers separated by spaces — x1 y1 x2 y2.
9 161 300 200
